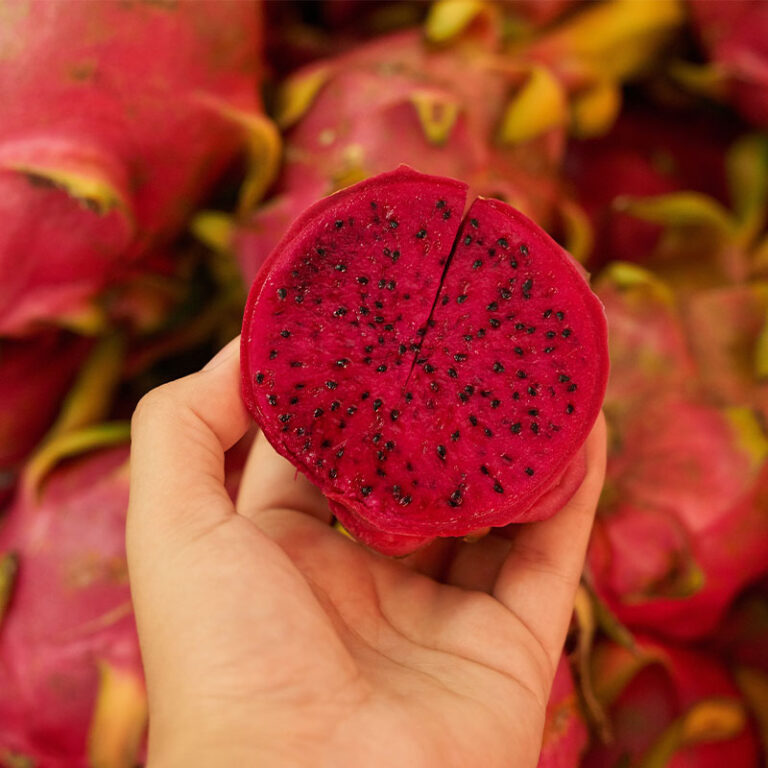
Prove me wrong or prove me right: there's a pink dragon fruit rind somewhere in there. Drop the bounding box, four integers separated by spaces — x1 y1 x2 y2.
241 167 608 549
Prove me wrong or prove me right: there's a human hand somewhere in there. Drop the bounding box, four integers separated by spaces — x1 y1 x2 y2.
127 337 606 768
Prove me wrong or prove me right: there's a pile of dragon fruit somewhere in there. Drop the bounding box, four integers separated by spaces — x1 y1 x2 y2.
1 1 767 766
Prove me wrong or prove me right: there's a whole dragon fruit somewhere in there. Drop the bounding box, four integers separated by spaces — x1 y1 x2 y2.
0 0 273 335
582 637 759 767
0 428 144 768
589 396 768 640
689 0 768 128
0 331 92 502
241 167 609 554
538 656 588 768
233 23 567 284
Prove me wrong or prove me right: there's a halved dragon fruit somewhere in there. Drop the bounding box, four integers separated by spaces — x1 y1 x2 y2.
0 432 144 768
241 167 608 554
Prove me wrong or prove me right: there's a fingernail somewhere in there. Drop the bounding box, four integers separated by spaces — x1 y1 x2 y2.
202 337 240 371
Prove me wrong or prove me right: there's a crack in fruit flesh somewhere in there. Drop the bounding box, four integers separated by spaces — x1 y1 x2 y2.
241 167 608 552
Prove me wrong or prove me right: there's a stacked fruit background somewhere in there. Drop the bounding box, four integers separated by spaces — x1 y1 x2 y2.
1 0 767 766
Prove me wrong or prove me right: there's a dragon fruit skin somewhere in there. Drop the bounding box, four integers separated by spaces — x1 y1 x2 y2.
689 0 768 128
241 167 608 554
582 637 759 768
588 397 768 640
235 26 565 284
0 332 92 497
537 656 588 768
0 445 145 768
0 0 265 335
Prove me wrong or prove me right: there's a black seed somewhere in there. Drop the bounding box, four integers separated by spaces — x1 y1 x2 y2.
280 329 291 339
386 280 396 290
449 489 463 506
321 439 332 448
511 423 522 434
559 374 571 382
334 219 344 229
519 244 529 256
451 430 460 441
359 306 370 316
376 468 386 477
484 427 493 437
556 311 565 320
377 450 386 461
267 395 277 406
448 368 458 378
544 347 555 354
525 467 535 476
374 316 385 324
330 400 341 411
464 235 472 245
568 383 578 392
493 362 504 373
295 295 304 304
314 408 323 417
406 461 414 471
361 392 370 400
527 327 536 335
510 258 518 268
515 322 526 330
357 276 369 285
398 344 407 355
464 334 473 342
373 399 383 411
378 279 386 289
562 328 572 338
384 324 394 332
416 229 427 239
457 294 468 304
392 484 401 498
376 364 387 372
361 486 373 497
400 495 412 506
424 363 435 374
477 328 487 337
454 353 468 363
315 458 324 467
469 415 478 426
458 392 469 403
334 263 347 272
544 309 553 319
545 331 556 339
336 447 344 458
528 408 539 416
393 250 401 262
465 385 475 395
289 397 299 405
430 381 440 392
527 386 537 396
363 357 372 365
436 199 446 209
497 238 508 248
390 409 400 421
473 259 483 269
491 399 501 409
436 445 446 460
522 279 533 292
405 392 414 402
500 289 512 300
329 469 337 480
296 427 305 436
336 358 350 368
531 422 539 434
373 433 382 444
326 380 338 390
389 220 399 229
255 372 264 384
316 247 325 256
489 318 501 328
487 302 498 312
566 404 575 414
277 288 287 299
290 361 304 368
516 370 527 379
480 465 490 475
441 294 450 306
493 481 504 493
513 392 521 400
514 347 524 355
385 441 395 451
346 405 357 416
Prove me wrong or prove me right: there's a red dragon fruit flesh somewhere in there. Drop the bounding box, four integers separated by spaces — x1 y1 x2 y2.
241 167 608 554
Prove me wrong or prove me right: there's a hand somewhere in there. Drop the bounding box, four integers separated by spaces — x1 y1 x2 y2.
127 337 606 768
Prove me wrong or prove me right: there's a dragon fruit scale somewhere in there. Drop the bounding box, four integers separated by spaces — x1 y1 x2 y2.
0 430 145 768
0 0 273 336
241 167 608 554
582 637 759 768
